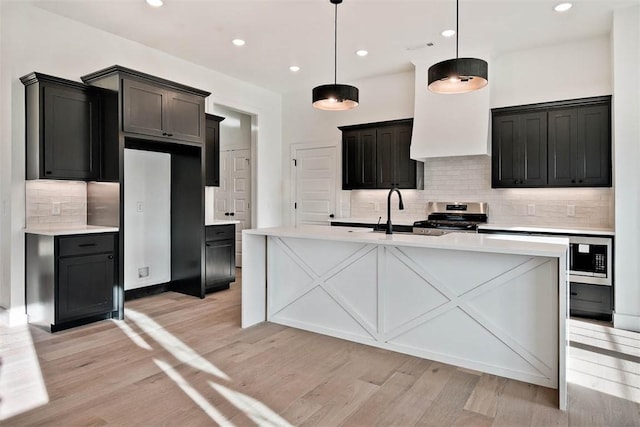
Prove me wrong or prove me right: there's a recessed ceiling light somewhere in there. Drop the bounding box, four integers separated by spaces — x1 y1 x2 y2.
146 0 163 7
554 3 572 12
356 50 368 57
289 65 300 72
232 39 245 46
441 29 456 38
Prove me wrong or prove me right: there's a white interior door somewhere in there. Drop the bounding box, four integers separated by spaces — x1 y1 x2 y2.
215 149 251 267
293 146 337 226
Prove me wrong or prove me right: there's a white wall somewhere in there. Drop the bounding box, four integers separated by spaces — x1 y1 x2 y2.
612 5 640 332
490 36 612 108
0 2 282 322
214 105 252 151
124 149 171 291
281 70 415 224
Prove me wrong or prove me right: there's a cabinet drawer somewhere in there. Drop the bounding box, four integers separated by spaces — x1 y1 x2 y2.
58 233 115 257
570 282 612 315
206 225 235 241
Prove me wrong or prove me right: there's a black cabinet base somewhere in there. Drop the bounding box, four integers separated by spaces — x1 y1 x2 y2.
47 311 114 333
205 283 231 294
125 282 172 301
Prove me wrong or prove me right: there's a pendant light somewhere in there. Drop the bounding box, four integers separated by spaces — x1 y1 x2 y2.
312 0 359 110
428 0 488 94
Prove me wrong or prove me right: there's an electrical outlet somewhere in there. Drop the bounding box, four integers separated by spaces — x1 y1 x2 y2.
567 204 576 217
527 204 535 216
52 201 61 215
138 267 149 278
136 201 144 213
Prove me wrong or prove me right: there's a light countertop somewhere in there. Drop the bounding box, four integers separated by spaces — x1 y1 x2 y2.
244 225 568 258
24 225 119 236
478 224 615 237
206 219 241 226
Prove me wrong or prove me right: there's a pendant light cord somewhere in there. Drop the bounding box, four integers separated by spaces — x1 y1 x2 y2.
334 2 338 84
456 0 459 59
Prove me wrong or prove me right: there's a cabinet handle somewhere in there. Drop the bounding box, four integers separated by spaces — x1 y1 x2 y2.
230 213 235 216
78 243 96 247
46 171 52 175
329 214 335 218
571 179 576 183
224 212 230 216
206 243 211 247
162 132 168 136
108 255 114 259
167 133 173 137
570 292 578 296
578 179 583 183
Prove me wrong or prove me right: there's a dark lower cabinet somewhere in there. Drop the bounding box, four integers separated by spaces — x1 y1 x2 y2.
26 232 117 332
205 224 236 292
570 282 612 321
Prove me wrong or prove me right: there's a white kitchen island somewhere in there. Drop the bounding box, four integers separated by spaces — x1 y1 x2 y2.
242 226 569 409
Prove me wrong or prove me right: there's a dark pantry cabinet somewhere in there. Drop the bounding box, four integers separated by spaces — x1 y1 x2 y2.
340 119 422 190
26 232 117 332
205 224 236 292
205 114 225 187
492 96 612 188
21 73 102 180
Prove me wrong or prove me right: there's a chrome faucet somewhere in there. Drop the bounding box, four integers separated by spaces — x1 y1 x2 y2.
386 187 405 234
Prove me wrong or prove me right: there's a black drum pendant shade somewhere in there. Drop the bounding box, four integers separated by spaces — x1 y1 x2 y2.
312 0 359 110
428 0 488 94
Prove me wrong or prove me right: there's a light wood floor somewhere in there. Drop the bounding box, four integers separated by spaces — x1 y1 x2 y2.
2 271 639 426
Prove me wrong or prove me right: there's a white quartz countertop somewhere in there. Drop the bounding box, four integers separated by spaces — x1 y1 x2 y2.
330 217 420 226
479 224 615 237
244 225 568 257
24 225 119 236
206 219 240 226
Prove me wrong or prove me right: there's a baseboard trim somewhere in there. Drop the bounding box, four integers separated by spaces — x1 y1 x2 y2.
125 282 171 301
0 306 28 327
613 312 640 332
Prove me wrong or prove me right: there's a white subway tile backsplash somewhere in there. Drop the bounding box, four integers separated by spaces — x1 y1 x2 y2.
348 155 614 228
25 180 87 228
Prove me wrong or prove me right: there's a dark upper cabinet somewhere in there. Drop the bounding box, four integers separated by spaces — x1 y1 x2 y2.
548 104 611 187
82 66 210 145
492 96 612 188
341 119 421 190
205 114 225 187
21 73 102 180
492 112 547 187
342 128 377 189
123 78 205 143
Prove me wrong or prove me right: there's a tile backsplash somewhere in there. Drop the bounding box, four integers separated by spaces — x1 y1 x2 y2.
26 180 87 228
349 155 614 229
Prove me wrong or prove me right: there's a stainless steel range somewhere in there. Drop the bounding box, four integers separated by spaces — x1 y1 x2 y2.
413 202 488 235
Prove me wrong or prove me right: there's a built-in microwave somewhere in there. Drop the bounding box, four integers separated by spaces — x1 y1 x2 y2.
568 236 612 286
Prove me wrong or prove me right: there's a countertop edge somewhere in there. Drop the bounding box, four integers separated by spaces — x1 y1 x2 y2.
24 226 120 236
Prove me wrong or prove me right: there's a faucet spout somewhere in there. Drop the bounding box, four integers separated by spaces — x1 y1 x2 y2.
386 187 404 234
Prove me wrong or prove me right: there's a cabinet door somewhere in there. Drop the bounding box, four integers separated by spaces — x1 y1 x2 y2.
205 117 220 186
205 240 236 286
548 109 578 186
492 112 547 187
342 129 376 189
577 105 611 186
42 85 100 180
519 112 547 186
166 90 205 143
122 78 166 138
57 253 114 323
392 124 416 189
376 127 396 188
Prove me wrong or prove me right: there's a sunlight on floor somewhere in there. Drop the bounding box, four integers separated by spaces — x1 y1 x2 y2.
567 319 640 404
0 325 49 420
124 308 289 425
126 308 229 380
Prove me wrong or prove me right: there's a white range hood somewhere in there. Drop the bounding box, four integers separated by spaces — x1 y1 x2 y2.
410 61 491 160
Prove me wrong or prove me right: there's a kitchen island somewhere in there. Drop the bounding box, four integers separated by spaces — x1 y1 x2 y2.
242 226 569 409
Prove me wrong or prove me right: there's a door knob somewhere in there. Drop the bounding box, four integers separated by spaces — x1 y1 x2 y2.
329 214 335 218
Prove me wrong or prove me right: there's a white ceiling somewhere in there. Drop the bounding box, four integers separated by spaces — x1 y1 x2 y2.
30 0 640 94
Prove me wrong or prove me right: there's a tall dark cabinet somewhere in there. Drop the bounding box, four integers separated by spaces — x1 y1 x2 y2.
492 96 612 188
205 114 225 187
340 118 422 190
